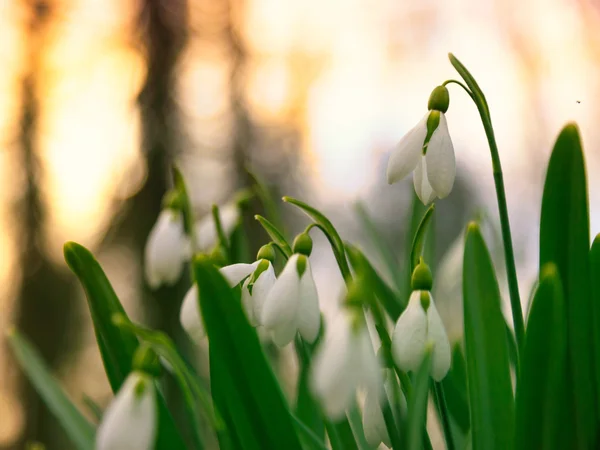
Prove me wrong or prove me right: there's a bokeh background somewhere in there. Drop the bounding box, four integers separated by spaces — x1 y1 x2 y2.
1 0 599 448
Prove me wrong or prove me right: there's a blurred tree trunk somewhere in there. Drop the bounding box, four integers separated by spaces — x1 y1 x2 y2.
11 2 79 449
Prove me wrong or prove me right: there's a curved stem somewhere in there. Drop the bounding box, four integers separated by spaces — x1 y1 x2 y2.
446 56 525 351
442 79 474 99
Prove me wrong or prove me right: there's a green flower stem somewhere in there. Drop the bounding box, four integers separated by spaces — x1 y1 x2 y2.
433 381 455 450
444 56 525 352
381 398 402 450
212 204 232 263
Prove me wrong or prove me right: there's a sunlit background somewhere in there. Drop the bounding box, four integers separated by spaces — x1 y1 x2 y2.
1 0 600 448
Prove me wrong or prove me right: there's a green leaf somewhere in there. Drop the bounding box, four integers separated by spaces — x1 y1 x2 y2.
63 242 187 450
255 214 292 259
354 202 401 289
63 241 139 392
406 346 433 450
246 166 286 235
515 263 569 450
591 234 600 419
410 204 435 273
7 329 96 450
172 166 196 244
539 123 596 447
345 242 403 320
283 196 351 282
440 343 470 433
463 222 514 450
113 317 216 448
194 255 303 450
295 337 325 442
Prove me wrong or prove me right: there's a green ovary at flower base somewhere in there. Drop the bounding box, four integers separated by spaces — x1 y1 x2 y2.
387 85 456 205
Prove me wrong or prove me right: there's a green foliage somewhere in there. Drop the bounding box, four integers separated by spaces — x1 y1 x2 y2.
193 255 303 450
539 123 596 448
7 330 96 450
463 223 514 450
515 264 568 450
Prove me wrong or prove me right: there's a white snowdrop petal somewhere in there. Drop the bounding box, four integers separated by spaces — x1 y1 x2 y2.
251 262 277 326
180 285 205 343
218 203 240 236
261 255 301 329
219 261 259 287
363 386 391 448
387 114 429 184
311 314 354 418
96 372 157 450
426 113 456 198
270 321 298 347
241 278 258 326
296 262 321 343
391 291 428 373
413 157 436 205
144 210 187 288
426 298 452 381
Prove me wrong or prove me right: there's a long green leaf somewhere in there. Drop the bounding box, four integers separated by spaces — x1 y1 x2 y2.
515 263 568 450
63 242 187 450
410 204 435 273
591 234 600 420
194 255 303 450
64 242 139 391
345 243 403 320
255 214 292 259
283 196 351 282
406 346 433 450
539 123 596 447
246 166 286 234
8 329 96 450
440 343 470 433
295 337 325 442
463 222 514 450
354 202 401 289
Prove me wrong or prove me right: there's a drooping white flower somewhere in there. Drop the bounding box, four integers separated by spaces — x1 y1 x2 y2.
241 260 277 326
96 371 157 450
194 203 240 251
311 312 381 420
144 209 190 289
261 254 321 346
391 290 451 381
387 110 455 205
180 260 273 342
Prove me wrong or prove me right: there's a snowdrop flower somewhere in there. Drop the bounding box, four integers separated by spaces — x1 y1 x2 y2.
391 261 451 381
144 209 190 289
311 311 381 420
96 371 157 450
194 203 239 251
180 246 277 342
387 85 455 204
261 252 320 346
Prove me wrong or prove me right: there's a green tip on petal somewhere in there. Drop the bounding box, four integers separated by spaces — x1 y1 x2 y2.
428 85 450 113
411 259 433 291
161 190 184 211
420 291 431 312
296 254 308 277
292 232 313 256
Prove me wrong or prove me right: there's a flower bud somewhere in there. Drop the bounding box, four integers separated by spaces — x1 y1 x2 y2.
257 244 276 262
411 259 433 291
161 190 184 211
428 85 450 113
